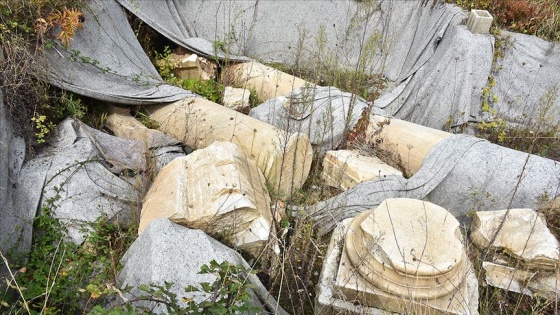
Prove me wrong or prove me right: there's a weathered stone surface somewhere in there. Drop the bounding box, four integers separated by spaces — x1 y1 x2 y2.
467 10 493 34
322 150 402 190
105 105 179 147
471 208 559 271
224 61 308 101
162 52 216 81
482 262 560 300
334 199 474 315
223 86 250 112
365 115 452 176
139 141 273 254
118 218 286 314
147 97 313 198
316 216 478 315
13 119 142 245
104 105 186 173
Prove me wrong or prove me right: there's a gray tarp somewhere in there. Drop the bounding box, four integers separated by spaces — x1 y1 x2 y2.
118 218 287 315
118 0 558 131
13 118 145 246
116 0 380 65
0 90 26 266
114 1 249 62
45 0 193 105
249 86 374 152
309 134 560 236
375 24 494 129
493 31 560 126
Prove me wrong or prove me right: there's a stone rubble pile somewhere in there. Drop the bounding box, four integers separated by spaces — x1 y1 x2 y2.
470 208 560 299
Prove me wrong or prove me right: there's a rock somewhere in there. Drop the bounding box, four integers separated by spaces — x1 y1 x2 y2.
482 261 560 300
224 61 307 101
467 10 493 34
165 52 216 81
470 208 559 271
104 105 179 147
250 86 371 152
118 218 287 314
471 208 560 300
139 141 273 255
104 105 187 173
321 150 402 190
13 118 142 245
147 97 313 198
316 207 479 315
335 199 475 314
223 86 250 112
0 89 26 275
365 115 452 176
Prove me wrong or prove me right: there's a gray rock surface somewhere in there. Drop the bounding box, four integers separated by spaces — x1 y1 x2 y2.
14 118 143 245
250 86 371 151
0 89 26 272
118 218 286 314
309 134 560 235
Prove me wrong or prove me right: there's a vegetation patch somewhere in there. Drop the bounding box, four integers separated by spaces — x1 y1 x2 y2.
449 0 560 41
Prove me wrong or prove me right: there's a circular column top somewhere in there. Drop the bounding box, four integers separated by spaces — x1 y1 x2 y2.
345 198 467 298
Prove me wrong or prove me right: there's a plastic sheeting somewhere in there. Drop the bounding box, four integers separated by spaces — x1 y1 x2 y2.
309 134 560 236
114 1 249 62
116 0 380 65
0 90 26 263
250 86 376 152
493 31 560 127
13 119 144 245
374 24 494 129
119 218 288 315
45 0 193 105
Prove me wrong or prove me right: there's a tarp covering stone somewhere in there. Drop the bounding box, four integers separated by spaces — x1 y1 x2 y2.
114 0 249 62
116 0 379 65
45 0 193 105
118 218 287 314
374 24 494 129
13 118 145 245
492 31 560 127
309 134 560 235
249 86 376 152
0 89 26 266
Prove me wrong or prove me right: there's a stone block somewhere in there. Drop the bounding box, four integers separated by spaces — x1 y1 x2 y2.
316 212 479 315
335 199 475 314
139 141 273 254
467 10 493 34
482 261 560 300
224 61 308 101
147 97 313 198
365 115 452 176
322 150 402 190
104 105 179 147
223 86 250 112
470 208 559 271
